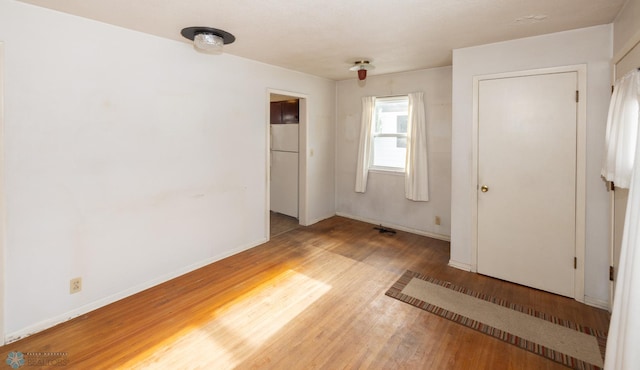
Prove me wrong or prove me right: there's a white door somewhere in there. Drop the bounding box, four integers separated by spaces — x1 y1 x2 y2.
477 71 578 298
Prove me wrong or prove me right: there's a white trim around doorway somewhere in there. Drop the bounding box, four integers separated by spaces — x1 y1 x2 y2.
265 89 309 241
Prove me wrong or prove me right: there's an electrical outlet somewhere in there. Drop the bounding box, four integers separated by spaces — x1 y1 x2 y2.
70 277 82 294
435 216 441 226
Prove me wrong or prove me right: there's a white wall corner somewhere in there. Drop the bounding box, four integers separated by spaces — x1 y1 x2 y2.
447 260 473 272
584 295 611 311
304 213 337 227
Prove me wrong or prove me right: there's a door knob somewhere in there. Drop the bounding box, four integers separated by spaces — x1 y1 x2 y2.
481 185 489 193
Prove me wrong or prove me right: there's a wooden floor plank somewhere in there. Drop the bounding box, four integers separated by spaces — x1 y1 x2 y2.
0 216 610 369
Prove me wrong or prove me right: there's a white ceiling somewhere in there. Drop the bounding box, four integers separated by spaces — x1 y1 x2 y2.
18 0 625 80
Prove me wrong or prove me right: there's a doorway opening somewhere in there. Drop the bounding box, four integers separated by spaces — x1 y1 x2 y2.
266 90 307 239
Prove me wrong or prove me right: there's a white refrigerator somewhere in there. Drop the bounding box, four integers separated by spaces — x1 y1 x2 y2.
270 124 298 218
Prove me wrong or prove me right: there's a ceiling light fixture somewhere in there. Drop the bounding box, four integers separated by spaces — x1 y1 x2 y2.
181 27 235 54
350 60 375 81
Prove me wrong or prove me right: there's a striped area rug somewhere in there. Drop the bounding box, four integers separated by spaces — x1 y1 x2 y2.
385 270 607 370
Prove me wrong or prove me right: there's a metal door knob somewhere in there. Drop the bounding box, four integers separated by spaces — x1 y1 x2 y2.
481 185 489 193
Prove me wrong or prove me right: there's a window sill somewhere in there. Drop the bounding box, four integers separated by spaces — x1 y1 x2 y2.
368 168 405 176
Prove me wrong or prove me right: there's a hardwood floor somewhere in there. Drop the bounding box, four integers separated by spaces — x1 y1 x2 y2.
1 216 610 369
270 211 300 237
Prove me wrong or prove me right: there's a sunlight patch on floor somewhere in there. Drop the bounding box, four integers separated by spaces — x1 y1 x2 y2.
129 269 331 369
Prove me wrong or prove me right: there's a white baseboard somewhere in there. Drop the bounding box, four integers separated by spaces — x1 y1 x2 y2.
6 237 267 344
335 212 450 242
448 260 473 272
583 295 610 311
303 213 335 227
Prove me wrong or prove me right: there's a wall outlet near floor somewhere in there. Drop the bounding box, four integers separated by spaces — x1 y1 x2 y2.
70 277 82 294
435 216 441 226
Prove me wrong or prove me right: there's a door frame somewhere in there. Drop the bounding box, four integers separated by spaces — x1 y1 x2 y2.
471 65 587 302
265 89 308 240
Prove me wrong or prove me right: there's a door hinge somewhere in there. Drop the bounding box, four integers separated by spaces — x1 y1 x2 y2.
610 266 615 281
611 181 615 191
574 257 577 269
575 90 579 103
612 85 615 94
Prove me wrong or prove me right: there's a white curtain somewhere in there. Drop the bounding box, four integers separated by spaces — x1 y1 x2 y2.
355 96 376 193
604 69 640 370
602 71 640 188
405 92 429 201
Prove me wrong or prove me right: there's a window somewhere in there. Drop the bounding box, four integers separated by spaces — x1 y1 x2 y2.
355 92 428 200
370 96 409 171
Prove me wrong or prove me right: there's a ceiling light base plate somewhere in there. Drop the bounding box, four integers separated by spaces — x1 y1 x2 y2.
181 27 235 45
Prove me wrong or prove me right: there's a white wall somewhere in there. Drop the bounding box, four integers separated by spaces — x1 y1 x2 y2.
0 0 335 340
451 25 612 305
336 68 452 239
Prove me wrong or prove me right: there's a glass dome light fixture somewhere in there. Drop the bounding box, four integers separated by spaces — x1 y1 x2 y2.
181 27 235 54
349 60 375 81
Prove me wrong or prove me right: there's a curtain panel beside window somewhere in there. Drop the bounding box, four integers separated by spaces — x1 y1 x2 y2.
601 70 640 189
405 92 429 201
355 96 376 193
603 68 640 370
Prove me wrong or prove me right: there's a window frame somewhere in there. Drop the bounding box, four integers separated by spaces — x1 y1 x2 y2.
369 96 409 173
